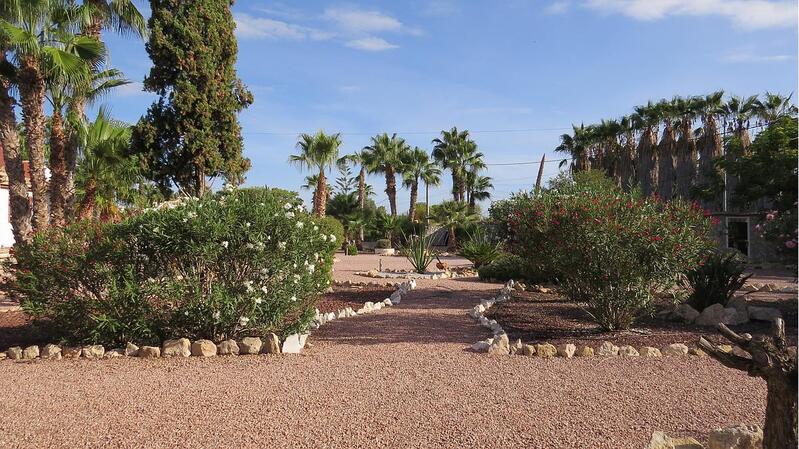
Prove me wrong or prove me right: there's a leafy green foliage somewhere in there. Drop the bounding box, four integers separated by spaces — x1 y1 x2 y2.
130 0 252 196
376 239 392 249
345 244 358 255
7 187 339 346
459 228 501 268
403 233 436 274
477 252 548 283
507 171 713 330
686 250 750 310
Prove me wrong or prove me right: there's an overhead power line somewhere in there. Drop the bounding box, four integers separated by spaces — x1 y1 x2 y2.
243 127 572 136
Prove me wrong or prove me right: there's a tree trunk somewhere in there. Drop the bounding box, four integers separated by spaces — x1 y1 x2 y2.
656 124 676 201
77 178 98 220
468 190 476 211
448 225 456 250
316 168 327 217
64 99 85 222
0 53 33 244
619 133 636 191
408 180 418 221
698 115 723 210
358 166 365 242
451 172 459 202
17 56 49 231
457 175 466 205
698 319 797 449
674 120 696 200
636 128 658 197
48 108 68 227
385 166 396 216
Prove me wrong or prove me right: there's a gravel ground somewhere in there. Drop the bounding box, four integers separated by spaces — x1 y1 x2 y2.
0 271 766 449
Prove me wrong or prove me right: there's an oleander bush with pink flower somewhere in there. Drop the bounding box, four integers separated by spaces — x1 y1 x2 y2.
506 171 713 330
6 187 342 346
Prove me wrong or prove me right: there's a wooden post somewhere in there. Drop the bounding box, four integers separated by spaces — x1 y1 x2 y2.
534 153 546 195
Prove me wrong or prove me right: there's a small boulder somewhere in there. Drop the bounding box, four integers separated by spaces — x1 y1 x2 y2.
161 338 191 357
662 343 689 356
520 344 536 356
40 344 62 360
104 348 125 358
62 347 82 359
688 347 707 357
639 346 662 357
598 341 619 356
556 343 576 358
238 337 262 355
707 424 762 449
673 303 700 323
487 333 510 355
282 333 308 354
727 295 748 311
383 298 393 307
191 339 217 357
536 343 557 358
22 345 40 360
747 306 782 322
471 340 490 352
124 342 140 357
696 303 747 326
6 346 23 360
138 346 161 358
262 333 281 354
575 346 594 357
617 345 639 357
644 431 703 449
82 345 105 359
218 339 239 355
509 338 523 355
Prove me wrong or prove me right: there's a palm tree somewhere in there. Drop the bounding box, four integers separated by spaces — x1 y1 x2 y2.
654 99 677 200
695 91 725 208
431 200 477 250
753 92 797 124
555 124 591 172
673 96 700 200
633 102 660 197
465 169 493 211
432 127 483 203
401 147 440 221
362 133 409 216
722 95 758 151
290 130 342 217
2 0 104 230
617 115 636 191
595 119 621 181
74 109 139 221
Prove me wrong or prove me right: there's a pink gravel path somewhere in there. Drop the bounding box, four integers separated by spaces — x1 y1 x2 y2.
0 274 766 448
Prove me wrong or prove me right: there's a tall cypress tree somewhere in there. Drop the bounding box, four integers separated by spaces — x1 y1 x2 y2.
131 0 253 196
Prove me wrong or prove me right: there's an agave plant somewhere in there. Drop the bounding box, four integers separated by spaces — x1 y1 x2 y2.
403 232 436 274
686 250 751 310
459 228 501 269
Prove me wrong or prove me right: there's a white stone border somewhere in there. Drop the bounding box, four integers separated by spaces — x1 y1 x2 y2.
467 280 725 359
0 280 419 363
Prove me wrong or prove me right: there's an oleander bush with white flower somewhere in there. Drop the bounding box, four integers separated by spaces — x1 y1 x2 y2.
7 187 342 346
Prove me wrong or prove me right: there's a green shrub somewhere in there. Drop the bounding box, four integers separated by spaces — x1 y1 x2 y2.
459 228 501 268
686 250 750 310
8 187 339 346
316 215 345 248
376 238 392 249
403 233 435 274
477 252 547 283
508 171 713 330
345 244 358 255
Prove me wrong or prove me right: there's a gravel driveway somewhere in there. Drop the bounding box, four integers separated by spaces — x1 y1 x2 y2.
0 266 766 448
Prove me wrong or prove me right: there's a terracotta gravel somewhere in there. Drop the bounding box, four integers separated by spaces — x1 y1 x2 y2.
0 258 767 448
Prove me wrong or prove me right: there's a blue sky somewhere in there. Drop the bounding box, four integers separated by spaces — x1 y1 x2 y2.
102 0 798 210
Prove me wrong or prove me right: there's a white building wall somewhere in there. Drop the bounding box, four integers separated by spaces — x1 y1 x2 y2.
0 188 14 247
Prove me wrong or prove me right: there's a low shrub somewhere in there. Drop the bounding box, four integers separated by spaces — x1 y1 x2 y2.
345 244 358 255
8 187 339 346
686 250 750 310
477 252 547 283
459 228 501 269
403 233 435 274
507 171 713 330
376 238 392 249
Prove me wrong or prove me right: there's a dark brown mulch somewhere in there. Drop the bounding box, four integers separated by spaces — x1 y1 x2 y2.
315 285 395 314
486 291 798 348
0 311 57 349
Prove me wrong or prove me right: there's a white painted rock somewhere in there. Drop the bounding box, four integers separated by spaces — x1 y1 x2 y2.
6 346 22 360
262 333 281 354
191 339 217 357
707 424 762 449
138 346 161 358
282 333 308 354
383 298 393 306
509 338 523 355
217 339 239 355
373 302 383 310
125 342 140 357
162 338 191 357
556 343 576 358
618 345 639 356
22 345 40 360
748 306 782 322
598 341 619 356
40 344 62 360
239 337 262 355
82 345 105 359
662 343 689 356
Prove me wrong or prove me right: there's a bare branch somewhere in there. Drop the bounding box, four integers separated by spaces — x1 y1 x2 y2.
698 337 752 372
716 323 752 347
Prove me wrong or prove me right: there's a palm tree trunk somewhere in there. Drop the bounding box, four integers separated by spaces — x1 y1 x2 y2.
448 225 456 250
48 108 69 227
316 168 327 217
408 180 418 221
619 133 635 191
451 172 459 202
656 124 676 201
18 56 49 231
0 54 33 244
358 166 365 242
63 101 84 222
385 166 397 216
674 121 697 200
77 178 98 220
468 190 476 211
698 116 723 210
636 128 658 197
457 175 466 204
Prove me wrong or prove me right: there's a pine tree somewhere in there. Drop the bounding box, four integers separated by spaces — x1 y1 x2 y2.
131 0 253 196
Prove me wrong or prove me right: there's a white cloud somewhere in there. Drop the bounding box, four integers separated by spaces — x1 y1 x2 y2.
722 51 793 63
546 1 571 14
345 37 399 51
113 82 148 97
234 13 331 40
323 7 403 33
584 0 797 29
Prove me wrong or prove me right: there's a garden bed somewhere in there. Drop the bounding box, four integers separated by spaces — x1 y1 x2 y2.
485 290 798 348
311 285 396 314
